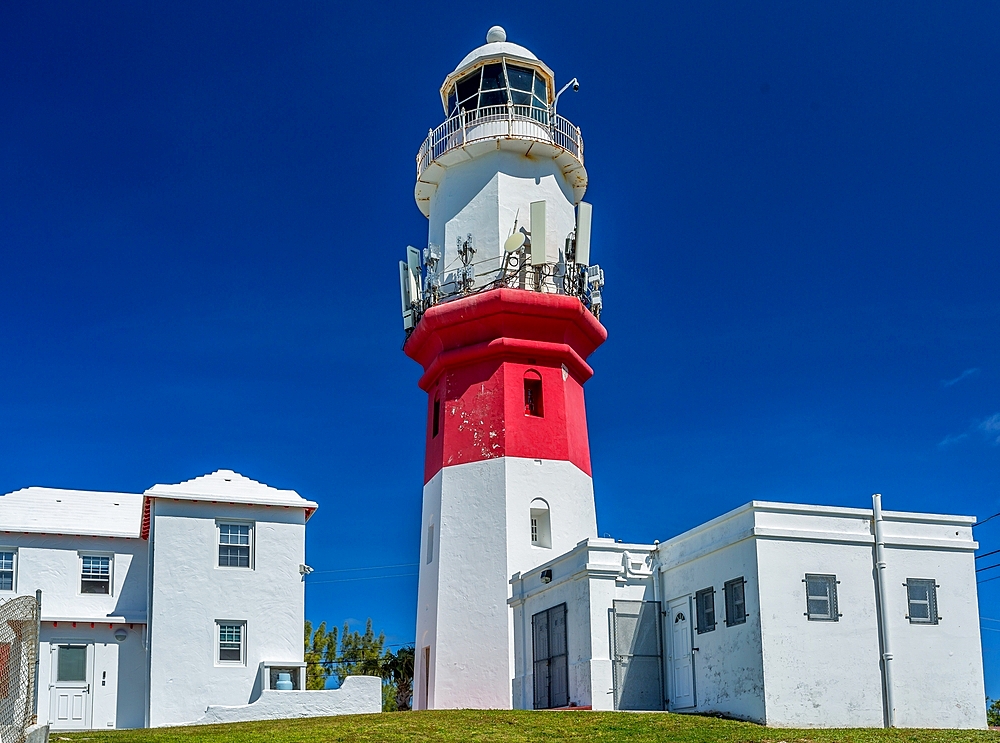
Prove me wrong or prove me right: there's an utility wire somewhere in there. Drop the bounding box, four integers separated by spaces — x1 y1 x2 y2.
306 573 417 586
977 574 1000 586
977 548 1000 560
976 563 1000 573
975 511 1000 528
306 563 418 576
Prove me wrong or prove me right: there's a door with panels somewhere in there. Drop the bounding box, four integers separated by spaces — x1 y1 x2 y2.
666 596 695 710
49 643 93 730
532 603 568 709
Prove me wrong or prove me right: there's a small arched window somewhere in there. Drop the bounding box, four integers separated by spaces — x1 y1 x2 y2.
530 498 551 549
524 370 543 418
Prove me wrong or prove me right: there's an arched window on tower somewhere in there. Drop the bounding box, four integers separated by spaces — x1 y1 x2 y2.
524 370 543 417
530 498 551 549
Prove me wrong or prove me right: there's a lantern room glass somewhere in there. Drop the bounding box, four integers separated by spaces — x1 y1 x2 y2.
448 61 549 117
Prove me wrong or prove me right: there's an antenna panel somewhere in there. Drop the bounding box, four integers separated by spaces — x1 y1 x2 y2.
530 201 546 266
406 245 422 296
399 261 414 330
575 202 592 266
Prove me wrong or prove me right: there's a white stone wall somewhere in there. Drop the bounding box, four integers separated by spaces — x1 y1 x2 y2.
659 537 765 721
427 152 579 294
4 533 148 622
756 537 884 726
510 540 655 712
415 456 597 710
193 676 382 724
37 622 147 730
146 499 306 726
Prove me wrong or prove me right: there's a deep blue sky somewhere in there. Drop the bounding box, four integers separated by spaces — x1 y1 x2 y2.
3 2 999 694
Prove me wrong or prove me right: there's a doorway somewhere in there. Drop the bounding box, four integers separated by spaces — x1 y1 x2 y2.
49 643 92 730
666 596 695 710
612 600 664 710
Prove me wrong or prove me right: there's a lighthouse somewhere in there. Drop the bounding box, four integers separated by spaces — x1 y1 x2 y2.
400 27 606 710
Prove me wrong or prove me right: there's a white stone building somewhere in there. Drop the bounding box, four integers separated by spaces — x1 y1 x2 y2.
0 469 342 730
400 27 988 728
509 498 986 728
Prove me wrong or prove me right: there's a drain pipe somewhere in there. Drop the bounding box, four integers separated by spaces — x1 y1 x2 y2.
873 493 895 728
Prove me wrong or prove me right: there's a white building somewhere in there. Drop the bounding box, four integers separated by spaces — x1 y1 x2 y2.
0 470 319 730
401 28 988 728
509 498 986 728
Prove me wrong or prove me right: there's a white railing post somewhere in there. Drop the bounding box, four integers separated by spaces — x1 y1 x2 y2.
461 108 466 146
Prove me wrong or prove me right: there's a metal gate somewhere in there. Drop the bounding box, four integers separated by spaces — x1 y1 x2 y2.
0 594 41 743
612 599 664 710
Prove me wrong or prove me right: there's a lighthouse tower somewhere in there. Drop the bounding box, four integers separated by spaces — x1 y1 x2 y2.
400 27 606 710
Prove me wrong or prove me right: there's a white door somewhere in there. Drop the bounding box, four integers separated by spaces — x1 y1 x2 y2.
667 597 695 710
49 644 92 730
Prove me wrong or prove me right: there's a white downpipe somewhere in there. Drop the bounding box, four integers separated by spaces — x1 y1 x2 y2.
873 493 896 728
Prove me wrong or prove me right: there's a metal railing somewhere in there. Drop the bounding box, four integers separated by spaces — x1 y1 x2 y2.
416 104 583 178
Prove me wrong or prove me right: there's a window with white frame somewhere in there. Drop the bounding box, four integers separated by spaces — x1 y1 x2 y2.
805 574 839 621
0 552 14 592
81 555 111 594
217 621 245 664
906 578 939 625
218 523 252 568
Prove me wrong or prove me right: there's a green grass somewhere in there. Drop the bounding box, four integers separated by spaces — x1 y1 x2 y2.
56 710 1000 743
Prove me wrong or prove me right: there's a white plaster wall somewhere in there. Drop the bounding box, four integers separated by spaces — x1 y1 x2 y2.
756 538 884 727
414 471 442 710
658 537 765 722
193 676 382 724
427 152 578 294
881 545 985 728
415 456 596 710
510 541 655 712
146 499 306 727
1 534 148 622
37 622 147 729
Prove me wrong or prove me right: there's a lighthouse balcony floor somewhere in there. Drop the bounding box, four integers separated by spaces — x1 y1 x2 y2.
414 105 587 216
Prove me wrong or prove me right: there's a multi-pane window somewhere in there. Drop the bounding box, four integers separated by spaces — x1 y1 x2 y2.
696 587 715 634
906 579 939 625
805 574 839 621
725 577 747 626
218 523 251 568
81 555 111 594
0 552 14 591
217 622 245 664
447 61 548 116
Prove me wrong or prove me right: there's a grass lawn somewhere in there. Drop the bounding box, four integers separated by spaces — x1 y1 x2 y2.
56 710 1000 743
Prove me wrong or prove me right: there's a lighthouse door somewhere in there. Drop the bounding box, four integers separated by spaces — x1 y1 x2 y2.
666 596 695 709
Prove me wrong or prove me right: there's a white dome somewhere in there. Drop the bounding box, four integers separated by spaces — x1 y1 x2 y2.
453 41 539 76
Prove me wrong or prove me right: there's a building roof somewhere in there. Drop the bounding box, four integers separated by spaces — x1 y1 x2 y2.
142 469 318 527
1 470 319 541
0 487 144 538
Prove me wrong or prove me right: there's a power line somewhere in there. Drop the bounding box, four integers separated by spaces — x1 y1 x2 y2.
306 563 418 576
306 573 417 585
977 574 1000 586
975 511 1000 528
976 563 1000 573
977 548 1000 560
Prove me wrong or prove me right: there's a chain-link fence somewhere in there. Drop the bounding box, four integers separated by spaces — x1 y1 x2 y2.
0 594 40 743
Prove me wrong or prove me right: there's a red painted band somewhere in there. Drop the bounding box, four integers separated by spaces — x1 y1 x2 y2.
404 289 606 483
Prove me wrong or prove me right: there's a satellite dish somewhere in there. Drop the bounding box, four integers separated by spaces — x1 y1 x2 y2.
504 232 526 252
